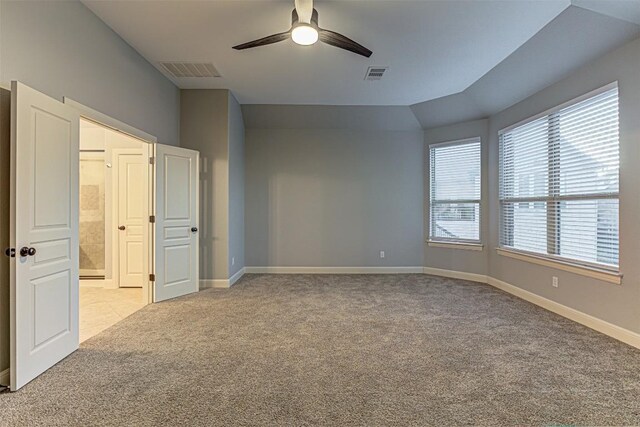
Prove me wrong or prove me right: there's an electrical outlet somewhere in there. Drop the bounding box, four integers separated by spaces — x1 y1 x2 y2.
552 276 558 288
232 257 235 266
380 251 385 259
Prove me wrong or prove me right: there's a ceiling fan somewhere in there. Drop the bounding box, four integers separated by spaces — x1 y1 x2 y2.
232 0 372 58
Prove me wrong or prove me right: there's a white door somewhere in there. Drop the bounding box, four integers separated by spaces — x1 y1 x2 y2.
114 149 145 288
10 81 80 390
154 144 199 302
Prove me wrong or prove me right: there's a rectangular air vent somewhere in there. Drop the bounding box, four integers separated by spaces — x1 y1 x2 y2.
159 62 221 78
365 66 388 81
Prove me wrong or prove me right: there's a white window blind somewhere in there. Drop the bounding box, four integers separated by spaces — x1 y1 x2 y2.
429 138 481 242
499 86 619 269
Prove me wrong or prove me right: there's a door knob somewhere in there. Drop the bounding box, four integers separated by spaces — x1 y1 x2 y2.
118 225 126 230
191 227 198 233
5 248 15 258
20 247 36 257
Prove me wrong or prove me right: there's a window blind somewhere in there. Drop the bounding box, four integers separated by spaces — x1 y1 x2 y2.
499 86 619 269
429 138 481 242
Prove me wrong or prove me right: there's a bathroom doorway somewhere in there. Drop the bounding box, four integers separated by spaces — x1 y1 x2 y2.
79 118 151 342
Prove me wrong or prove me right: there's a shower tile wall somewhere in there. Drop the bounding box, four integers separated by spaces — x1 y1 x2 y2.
80 153 105 276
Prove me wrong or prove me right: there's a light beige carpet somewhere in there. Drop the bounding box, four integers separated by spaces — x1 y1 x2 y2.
1 274 640 426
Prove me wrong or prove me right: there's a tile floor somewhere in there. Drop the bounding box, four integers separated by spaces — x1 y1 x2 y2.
80 285 146 342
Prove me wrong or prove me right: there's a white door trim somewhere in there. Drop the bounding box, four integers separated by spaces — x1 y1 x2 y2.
63 98 157 143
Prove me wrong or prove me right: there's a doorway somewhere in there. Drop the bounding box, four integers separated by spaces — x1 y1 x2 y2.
78 118 150 342
6 81 200 391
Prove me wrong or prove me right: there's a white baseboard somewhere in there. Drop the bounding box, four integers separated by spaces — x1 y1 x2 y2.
423 267 488 283
229 268 245 286
486 276 640 350
244 266 424 274
199 268 245 290
199 279 231 289
0 368 9 386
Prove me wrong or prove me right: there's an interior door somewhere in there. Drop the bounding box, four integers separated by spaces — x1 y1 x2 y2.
10 81 80 390
114 149 145 288
154 144 199 302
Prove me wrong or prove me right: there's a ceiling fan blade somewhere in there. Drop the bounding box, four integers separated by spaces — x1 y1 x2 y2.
294 0 313 24
233 31 291 50
318 29 372 58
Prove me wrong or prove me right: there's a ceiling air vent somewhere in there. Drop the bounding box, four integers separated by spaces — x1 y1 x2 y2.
364 66 388 81
159 62 221 78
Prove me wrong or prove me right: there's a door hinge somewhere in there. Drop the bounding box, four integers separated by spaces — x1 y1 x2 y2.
149 215 156 223
149 157 155 165
149 273 155 282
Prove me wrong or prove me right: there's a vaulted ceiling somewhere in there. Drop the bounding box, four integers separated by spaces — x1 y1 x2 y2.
83 0 640 127
83 0 571 105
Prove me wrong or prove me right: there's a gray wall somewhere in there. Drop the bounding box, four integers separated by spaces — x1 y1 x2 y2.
243 105 423 132
424 119 489 275
0 0 179 145
180 89 246 281
487 36 640 333
228 94 245 277
181 90 230 281
0 89 9 381
245 128 424 268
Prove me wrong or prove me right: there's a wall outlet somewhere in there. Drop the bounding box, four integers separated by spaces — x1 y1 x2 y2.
232 257 235 266
552 276 559 288
380 251 385 259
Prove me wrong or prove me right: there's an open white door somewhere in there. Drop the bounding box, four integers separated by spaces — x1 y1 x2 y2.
10 82 80 390
154 144 199 302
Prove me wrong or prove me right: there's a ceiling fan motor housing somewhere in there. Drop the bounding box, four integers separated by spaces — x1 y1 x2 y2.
292 8 319 29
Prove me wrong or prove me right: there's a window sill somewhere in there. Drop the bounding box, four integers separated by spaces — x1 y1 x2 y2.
496 248 622 285
427 241 484 251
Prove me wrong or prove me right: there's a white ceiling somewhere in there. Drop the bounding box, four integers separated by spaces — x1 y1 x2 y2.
82 0 572 105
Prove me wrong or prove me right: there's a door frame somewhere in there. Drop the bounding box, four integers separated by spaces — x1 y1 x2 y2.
64 98 155 305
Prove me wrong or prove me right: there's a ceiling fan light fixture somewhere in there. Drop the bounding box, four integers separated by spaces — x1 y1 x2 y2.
291 25 318 45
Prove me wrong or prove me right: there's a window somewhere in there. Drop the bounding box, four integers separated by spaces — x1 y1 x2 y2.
429 138 481 243
499 85 619 269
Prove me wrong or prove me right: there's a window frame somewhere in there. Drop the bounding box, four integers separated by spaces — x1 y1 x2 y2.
428 137 482 245
498 82 620 273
